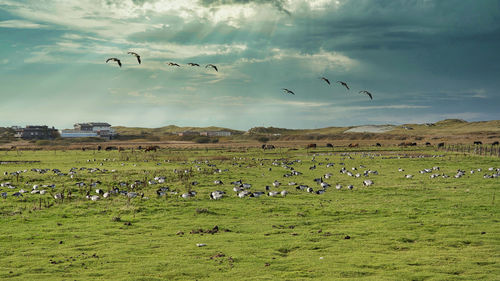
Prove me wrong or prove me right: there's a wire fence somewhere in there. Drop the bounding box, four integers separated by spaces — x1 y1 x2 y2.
438 144 500 157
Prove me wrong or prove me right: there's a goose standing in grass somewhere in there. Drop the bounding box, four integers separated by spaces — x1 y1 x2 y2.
335 184 342 190
268 191 279 197
210 191 225 200
347 185 354 190
280 190 288 197
363 180 373 186
106 58 121 67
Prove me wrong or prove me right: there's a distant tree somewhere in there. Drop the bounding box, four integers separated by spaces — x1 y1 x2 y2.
194 136 211 143
257 136 270 143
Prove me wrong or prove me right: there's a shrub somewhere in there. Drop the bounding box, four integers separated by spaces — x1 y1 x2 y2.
194 136 211 143
257 136 269 143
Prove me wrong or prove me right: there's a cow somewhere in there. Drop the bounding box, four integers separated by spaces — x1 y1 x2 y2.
97 145 102 151
473 141 482 145
306 143 317 149
348 143 359 148
118 147 124 152
105 146 118 151
375 143 381 147
399 142 417 147
425 142 431 146
263 144 275 150
492 141 499 146
144 146 159 152
437 142 445 148
326 143 334 148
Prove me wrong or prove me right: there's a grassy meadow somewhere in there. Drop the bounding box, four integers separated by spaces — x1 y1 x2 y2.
0 147 498 280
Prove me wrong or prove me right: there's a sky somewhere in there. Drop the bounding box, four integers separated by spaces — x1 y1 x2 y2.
1 0 499 130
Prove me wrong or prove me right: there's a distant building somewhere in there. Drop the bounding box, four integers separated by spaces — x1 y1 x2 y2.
60 122 116 139
199 131 232 137
15 125 59 140
178 131 199 137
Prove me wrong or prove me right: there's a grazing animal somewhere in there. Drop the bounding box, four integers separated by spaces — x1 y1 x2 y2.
425 142 431 146
127 52 141 64
262 144 275 150
375 143 381 147
437 142 445 148
359 90 373 100
306 143 317 149
326 143 334 148
492 141 499 146
282 88 295 95
336 81 349 90
348 143 359 148
205 64 218 71
320 77 330 85
106 58 121 67
474 141 482 145
144 146 159 152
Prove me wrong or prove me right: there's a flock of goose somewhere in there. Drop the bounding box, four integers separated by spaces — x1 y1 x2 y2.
1 152 498 201
106 51 374 100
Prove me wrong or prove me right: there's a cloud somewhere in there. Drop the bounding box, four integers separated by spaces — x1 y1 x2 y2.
0 19 46 29
199 0 291 15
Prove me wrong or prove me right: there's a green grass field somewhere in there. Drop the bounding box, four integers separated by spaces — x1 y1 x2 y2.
0 148 498 280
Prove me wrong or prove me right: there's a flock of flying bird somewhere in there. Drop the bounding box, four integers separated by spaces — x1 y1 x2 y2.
106 51 374 100
106 52 219 72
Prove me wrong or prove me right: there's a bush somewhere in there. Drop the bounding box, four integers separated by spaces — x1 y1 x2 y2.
35 140 52 146
257 136 269 143
194 137 211 143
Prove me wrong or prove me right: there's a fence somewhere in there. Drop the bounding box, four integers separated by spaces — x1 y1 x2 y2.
438 144 500 157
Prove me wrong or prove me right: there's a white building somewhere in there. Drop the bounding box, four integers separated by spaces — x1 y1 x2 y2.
199 131 232 137
60 122 116 139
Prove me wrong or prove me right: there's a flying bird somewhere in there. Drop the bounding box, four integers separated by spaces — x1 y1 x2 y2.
282 88 295 95
127 52 141 64
206 64 218 72
167 62 180 67
359 90 373 100
106 58 121 67
320 77 331 85
187 62 200 66
336 81 349 90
